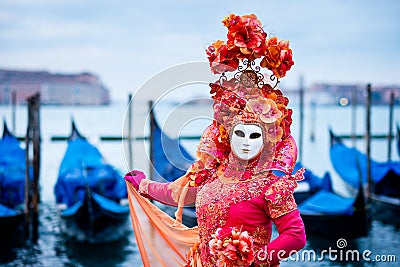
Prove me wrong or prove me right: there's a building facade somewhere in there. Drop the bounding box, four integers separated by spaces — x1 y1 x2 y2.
0 69 110 105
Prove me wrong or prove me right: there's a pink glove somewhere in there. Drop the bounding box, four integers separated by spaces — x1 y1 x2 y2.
255 209 306 266
124 170 146 191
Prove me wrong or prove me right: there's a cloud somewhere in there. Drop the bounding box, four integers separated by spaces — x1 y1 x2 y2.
0 0 399 101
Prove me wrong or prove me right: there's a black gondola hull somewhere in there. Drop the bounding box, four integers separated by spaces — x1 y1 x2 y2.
370 194 400 225
58 192 130 244
0 212 26 248
301 208 371 238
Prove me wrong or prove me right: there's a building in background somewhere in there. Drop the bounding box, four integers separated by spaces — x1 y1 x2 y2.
309 83 400 106
0 69 110 105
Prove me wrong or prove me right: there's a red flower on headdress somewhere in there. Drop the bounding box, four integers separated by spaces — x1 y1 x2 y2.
207 40 239 74
260 37 294 78
224 14 267 61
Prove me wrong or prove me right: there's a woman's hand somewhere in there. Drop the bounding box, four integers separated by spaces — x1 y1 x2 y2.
124 170 146 191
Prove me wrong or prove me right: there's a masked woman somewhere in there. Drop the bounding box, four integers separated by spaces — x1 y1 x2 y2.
125 14 306 267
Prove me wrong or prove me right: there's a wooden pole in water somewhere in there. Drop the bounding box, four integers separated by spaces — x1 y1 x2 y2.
299 76 304 163
11 90 16 134
310 101 316 142
24 114 31 240
148 100 155 181
25 93 41 242
351 89 357 147
127 94 133 169
387 91 394 161
366 84 372 199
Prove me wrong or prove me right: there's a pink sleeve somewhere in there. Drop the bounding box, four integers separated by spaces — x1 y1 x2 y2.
140 181 197 207
262 209 306 266
254 209 306 266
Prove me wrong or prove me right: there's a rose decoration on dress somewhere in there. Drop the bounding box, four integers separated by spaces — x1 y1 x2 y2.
209 227 255 267
206 13 294 78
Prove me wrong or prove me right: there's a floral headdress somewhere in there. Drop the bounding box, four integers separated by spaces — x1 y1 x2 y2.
185 14 298 187
207 13 294 144
206 14 294 78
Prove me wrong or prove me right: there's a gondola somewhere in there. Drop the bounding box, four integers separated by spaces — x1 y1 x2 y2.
291 162 332 204
54 121 130 243
397 124 400 158
149 112 197 227
298 187 371 238
329 129 400 225
0 121 27 248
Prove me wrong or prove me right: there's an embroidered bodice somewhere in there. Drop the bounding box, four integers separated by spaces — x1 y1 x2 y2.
195 169 301 267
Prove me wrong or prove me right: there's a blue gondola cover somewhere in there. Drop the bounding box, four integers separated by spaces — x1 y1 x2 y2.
151 115 195 182
0 127 26 210
330 143 400 189
54 132 127 211
299 190 355 215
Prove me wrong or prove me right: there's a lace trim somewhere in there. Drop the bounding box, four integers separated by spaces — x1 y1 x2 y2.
138 179 154 195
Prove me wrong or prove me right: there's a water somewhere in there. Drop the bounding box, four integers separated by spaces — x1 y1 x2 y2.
0 99 399 266
0 203 141 267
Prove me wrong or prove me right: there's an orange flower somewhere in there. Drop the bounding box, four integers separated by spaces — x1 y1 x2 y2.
222 14 240 28
260 37 280 69
261 37 294 78
277 46 294 78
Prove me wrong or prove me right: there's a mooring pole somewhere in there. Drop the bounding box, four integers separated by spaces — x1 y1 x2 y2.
310 101 316 142
148 100 155 181
299 76 304 163
25 93 41 242
11 90 17 134
387 91 394 161
127 94 133 169
351 89 357 147
366 84 372 199
24 118 31 240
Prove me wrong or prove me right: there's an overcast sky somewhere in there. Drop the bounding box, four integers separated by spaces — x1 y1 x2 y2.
1 0 399 101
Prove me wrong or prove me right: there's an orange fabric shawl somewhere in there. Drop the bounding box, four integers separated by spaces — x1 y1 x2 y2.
126 182 200 266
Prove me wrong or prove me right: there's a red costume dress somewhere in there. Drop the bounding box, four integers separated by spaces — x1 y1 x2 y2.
125 13 306 267
137 128 306 267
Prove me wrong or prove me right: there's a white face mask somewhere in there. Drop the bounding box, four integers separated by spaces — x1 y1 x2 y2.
230 124 264 161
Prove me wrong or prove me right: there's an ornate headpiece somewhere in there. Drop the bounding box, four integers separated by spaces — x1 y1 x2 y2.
206 14 294 79
207 13 294 144
186 14 297 187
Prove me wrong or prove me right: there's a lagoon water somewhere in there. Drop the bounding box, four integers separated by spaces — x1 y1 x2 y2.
0 98 399 266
